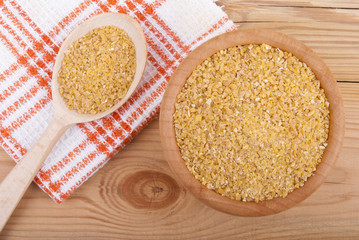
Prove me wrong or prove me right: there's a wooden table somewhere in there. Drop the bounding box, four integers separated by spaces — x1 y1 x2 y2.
1 0 358 239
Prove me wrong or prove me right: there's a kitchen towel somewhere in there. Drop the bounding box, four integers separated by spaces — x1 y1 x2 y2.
0 0 235 203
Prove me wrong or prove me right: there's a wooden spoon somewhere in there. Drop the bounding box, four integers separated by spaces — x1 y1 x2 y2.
0 13 147 230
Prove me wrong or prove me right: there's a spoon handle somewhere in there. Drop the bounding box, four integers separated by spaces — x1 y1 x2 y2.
0 115 71 231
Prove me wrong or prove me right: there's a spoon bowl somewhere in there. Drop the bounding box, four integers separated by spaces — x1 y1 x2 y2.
0 13 147 230
52 12 147 123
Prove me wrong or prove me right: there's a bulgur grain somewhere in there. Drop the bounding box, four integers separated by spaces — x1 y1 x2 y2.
173 44 330 202
58 25 136 114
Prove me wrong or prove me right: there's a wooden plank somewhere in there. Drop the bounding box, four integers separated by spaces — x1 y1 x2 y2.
1 82 358 238
1 0 359 238
219 0 359 9
218 0 359 83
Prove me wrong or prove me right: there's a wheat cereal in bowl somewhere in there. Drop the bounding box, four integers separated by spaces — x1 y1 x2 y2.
173 43 329 202
160 29 345 216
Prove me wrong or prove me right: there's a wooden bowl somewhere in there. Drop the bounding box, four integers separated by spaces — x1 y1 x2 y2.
159 29 345 216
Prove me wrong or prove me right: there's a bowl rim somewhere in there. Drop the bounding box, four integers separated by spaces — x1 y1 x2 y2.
159 29 345 216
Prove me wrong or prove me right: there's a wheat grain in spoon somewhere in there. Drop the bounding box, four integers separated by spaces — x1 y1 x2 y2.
0 13 147 230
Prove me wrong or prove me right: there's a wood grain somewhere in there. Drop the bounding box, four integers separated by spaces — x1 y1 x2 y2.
1 0 359 239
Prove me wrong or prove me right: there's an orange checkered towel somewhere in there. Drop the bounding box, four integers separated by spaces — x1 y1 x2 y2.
0 0 235 203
